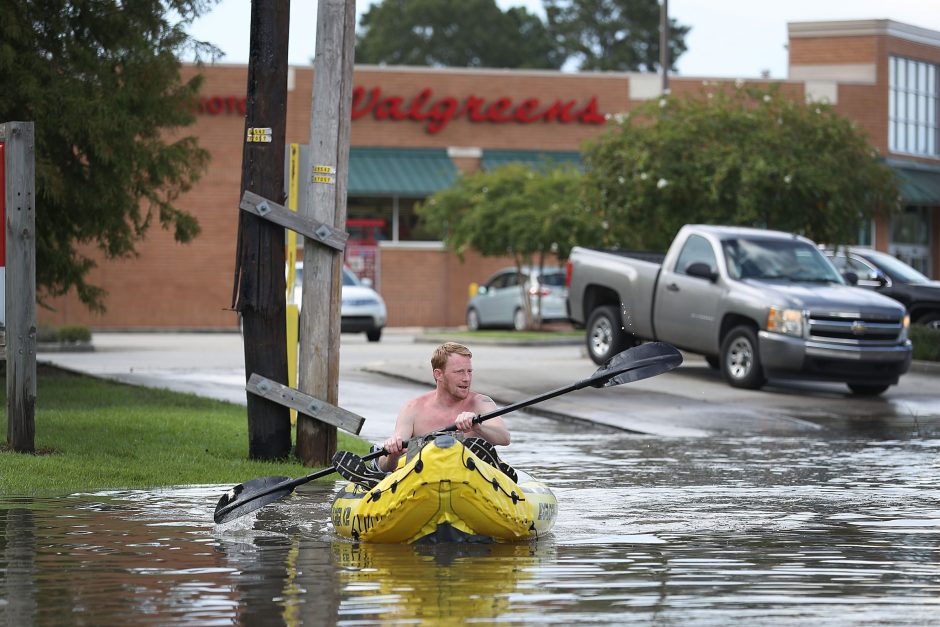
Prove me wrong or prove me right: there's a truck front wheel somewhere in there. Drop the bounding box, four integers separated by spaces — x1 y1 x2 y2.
720 325 766 389
586 305 627 365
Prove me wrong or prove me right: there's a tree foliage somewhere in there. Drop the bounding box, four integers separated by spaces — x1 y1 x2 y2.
582 84 900 251
0 0 219 310
356 0 563 69
544 0 689 71
417 163 599 326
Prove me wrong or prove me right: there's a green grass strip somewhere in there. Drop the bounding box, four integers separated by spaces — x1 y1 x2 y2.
0 368 368 496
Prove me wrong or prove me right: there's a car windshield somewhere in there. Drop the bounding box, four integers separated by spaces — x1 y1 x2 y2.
293 264 360 289
341 267 359 286
861 250 931 284
722 238 843 283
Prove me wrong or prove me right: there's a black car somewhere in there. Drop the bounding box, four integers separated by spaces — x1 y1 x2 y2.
825 247 940 329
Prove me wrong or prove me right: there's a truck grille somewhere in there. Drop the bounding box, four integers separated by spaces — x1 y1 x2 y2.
807 312 905 344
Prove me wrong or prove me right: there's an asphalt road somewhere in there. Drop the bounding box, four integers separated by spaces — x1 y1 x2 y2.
37 330 940 441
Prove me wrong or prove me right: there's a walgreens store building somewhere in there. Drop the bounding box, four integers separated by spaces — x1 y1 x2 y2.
41 19 940 330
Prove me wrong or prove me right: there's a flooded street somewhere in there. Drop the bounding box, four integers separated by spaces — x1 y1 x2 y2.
3 412 938 625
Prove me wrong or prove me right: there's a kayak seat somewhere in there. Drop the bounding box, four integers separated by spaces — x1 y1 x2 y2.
333 450 387 489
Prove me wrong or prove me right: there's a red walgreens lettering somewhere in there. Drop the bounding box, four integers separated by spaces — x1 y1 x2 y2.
196 96 247 115
351 86 605 134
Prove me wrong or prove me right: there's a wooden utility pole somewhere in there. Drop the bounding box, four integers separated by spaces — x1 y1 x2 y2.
660 0 670 92
232 1 292 460
296 0 357 466
2 121 37 453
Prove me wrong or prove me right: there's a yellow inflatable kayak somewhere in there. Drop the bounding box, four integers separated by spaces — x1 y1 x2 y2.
331 434 557 543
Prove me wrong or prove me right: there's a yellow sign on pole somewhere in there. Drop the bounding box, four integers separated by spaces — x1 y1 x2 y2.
286 143 300 425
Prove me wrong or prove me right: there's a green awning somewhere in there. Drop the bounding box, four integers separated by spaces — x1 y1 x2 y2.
481 149 582 171
888 160 940 205
348 147 458 197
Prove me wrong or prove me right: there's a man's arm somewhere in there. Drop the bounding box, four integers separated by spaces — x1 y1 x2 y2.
455 394 510 445
378 402 417 472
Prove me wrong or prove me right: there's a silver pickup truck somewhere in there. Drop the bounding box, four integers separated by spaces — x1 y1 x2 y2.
567 225 913 395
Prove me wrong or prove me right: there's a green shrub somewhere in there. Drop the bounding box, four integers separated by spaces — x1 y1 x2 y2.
57 325 92 344
909 325 940 362
37 324 59 343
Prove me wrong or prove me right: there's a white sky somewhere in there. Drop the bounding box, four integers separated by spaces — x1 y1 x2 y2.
185 0 940 79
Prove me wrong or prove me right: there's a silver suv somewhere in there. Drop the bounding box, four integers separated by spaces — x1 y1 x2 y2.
466 267 568 331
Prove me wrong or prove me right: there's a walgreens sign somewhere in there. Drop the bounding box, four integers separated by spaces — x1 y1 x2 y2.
196 86 605 135
351 87 605 134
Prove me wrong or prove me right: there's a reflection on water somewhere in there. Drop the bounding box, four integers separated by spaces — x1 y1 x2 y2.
2 416 939 625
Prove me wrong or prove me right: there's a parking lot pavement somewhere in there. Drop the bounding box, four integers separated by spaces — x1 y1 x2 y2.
37 330 940 439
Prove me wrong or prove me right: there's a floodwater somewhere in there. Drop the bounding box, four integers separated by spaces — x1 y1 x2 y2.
2 415 938 625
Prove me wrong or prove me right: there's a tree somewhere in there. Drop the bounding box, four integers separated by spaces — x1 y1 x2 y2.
356 0 563 69
418 162 600 328
0 0 218 310
544 0 689 71
582 84 900 251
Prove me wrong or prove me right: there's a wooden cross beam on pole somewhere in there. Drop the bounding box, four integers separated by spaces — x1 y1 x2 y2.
296 0 357 466
238 190 348 252
245 373 364 435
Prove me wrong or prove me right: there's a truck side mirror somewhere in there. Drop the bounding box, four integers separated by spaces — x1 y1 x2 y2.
842 271 858 286
871 269 889 287
686 262 718 282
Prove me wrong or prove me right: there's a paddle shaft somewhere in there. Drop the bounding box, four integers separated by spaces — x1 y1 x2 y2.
461 351 673 425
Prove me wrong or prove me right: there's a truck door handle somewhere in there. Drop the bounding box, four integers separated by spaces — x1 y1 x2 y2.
666 283 679 292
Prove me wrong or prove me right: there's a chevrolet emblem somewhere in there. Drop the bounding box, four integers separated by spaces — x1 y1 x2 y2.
851 320 867 335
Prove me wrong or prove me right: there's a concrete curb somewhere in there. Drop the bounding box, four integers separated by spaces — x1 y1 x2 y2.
910 359 940 375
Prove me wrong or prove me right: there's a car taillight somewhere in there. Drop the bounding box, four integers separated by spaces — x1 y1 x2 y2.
565 260 573 288
528 286 551 296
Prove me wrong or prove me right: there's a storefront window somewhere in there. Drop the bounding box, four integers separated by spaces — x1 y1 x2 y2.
889 205 933 276
347 198 393 242
889 56 939 157
346 196 439 242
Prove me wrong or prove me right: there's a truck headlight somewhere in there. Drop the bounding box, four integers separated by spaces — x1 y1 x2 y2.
767 307 803 337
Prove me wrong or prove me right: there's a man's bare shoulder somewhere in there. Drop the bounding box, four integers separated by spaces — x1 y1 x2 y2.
470 392 497 410
400 391 436 414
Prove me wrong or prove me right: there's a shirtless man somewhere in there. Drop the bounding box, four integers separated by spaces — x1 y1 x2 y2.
378 342 510 472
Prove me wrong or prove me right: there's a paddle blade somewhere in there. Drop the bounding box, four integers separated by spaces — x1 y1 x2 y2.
593 341 683 388
214 475 294 524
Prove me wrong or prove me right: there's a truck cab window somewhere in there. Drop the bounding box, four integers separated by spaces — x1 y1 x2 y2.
675 234 717 276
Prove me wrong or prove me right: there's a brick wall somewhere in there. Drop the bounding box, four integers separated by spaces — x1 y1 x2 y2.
789 36 878 65
376 245 514 327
